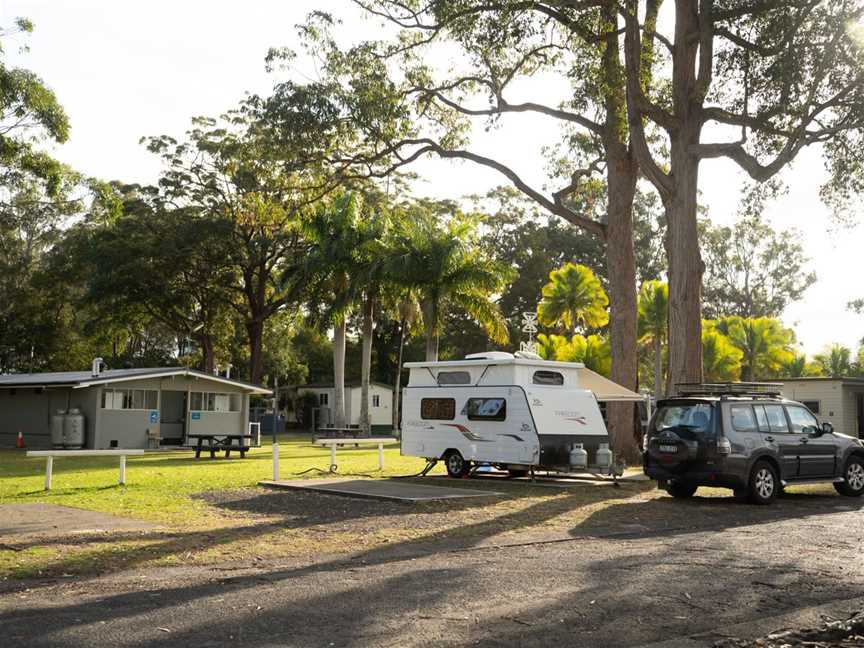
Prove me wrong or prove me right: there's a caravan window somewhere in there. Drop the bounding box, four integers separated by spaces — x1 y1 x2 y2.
437 371 471 385
465 398 507 421
533 371 564 386
421 398 456 420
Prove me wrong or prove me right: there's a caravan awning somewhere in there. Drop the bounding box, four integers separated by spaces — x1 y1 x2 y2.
576 368 644 402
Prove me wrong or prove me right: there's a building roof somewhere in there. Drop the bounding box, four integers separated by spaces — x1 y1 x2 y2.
298 381 395 390
779 377 864 385
0 367 272 394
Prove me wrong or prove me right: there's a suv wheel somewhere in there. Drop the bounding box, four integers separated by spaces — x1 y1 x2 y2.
834 456 864 497
748 461 779 505
665 481 698 499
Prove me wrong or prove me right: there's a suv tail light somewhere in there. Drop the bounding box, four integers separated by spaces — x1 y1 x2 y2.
717 436 732 455
641 433 648 452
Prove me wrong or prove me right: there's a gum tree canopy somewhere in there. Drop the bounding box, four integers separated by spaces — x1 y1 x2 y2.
266 1 664 460
622 0 864 391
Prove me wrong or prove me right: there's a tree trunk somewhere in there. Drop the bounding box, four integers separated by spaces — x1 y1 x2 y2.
653 335 662 399
359 293 375 436
197 334 215 374
332 318 347 428
393 318 406 432
664 125 705 394
246 319 265 384
604 146 641 463
422 299 439 361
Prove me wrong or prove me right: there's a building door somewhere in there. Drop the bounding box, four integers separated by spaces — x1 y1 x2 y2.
161 391 187 445
858 394 864 439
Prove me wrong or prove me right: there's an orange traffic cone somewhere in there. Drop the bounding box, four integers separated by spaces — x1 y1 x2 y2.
15 431 25 449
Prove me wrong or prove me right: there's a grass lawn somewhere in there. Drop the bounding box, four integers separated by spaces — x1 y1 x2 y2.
1 437 840 583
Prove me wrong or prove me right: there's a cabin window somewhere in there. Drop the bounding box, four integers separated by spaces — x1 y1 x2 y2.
190 391 240 413
372 394 380 407
436 371 471 385
319 393 329 406
102 389 158 411
801 400 820 415
464 398 507 421
532 370 564 386
421 398 456 420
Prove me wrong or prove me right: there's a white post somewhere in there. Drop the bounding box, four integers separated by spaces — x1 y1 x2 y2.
45 456 53 491
272 443 280 481
330 444 337 471
119 455 127 485
378 442 384 470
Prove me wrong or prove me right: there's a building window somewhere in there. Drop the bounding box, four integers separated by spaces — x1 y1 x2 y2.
421 398 456 420
102 389 158 411
533 370 564 386
801 400 821 415
436 371 471 385
319 393 329 406
464 398 507 421
372 394 380 407
190 391 240 413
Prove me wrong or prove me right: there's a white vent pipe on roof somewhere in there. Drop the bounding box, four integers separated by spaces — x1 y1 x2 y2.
91 357 103 377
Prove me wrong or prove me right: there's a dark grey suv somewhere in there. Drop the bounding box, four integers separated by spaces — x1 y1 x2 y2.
643 383 864 504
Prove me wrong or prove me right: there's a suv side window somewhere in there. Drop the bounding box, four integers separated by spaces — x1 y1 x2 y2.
730 405 758 432
763 404 791 434
786 406 819 434
753 405 770 432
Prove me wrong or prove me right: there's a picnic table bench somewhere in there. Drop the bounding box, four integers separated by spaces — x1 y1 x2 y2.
187 434 253 459
313 437 398 471
314 426 362 439
26 449 146 490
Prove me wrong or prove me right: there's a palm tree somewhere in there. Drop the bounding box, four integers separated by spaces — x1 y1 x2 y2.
536 333 569 360
814 344 853 377
380 288 422 432
538 263 608 336
719 316 795 381
388 208 512 361
637 281 668 398
702 329 743 382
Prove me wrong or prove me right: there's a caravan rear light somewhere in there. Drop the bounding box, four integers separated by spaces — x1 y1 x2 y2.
641 434 648 452
717 437 732 455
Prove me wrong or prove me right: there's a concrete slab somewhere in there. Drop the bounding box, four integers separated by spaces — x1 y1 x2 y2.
259 478 502 502
0 503 160 538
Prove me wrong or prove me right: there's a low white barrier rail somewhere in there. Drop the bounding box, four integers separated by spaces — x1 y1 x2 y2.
26 449 146 491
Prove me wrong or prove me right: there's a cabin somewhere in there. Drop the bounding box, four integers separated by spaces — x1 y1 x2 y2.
0 360 271 449
780 377 864 439
295 381 394 433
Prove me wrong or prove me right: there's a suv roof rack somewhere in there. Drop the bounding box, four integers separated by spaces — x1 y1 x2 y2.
676 382 784 398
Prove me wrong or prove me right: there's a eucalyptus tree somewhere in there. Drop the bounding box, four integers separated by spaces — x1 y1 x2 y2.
538 263 609 336
386 205 512 361
622 0 864 390
144 103 317 383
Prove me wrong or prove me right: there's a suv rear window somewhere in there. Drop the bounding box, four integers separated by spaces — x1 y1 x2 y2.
653 403 714 435
730 405 758 432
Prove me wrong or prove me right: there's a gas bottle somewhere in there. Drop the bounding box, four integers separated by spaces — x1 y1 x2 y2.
51 410 66 448
596 443 613 471
63 408 86 449
569 443 588 470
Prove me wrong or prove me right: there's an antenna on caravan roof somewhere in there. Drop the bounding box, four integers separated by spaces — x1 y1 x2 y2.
519 311 539 356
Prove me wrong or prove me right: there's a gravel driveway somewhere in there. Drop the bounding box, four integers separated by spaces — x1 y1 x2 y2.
2 487 863 648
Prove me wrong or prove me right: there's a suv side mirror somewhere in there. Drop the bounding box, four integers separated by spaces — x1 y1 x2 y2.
821 421 834 435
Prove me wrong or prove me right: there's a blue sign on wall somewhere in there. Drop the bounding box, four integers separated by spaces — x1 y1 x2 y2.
149 410 158 424
191 412 201 420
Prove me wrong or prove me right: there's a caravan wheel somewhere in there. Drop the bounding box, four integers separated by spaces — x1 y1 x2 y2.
444 451 470 478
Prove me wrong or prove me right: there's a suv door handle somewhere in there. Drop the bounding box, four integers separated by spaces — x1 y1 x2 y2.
799 437 809 444
764 436 775 443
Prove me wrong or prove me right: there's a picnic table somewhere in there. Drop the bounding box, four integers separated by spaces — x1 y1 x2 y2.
314 426 362 439
187 434 253 459
313 437 398 471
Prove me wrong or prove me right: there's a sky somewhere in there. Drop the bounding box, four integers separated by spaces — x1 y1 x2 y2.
4 0 863 356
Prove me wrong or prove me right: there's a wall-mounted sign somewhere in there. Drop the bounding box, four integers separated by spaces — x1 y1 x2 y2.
149 410 158 424
191 412 201 420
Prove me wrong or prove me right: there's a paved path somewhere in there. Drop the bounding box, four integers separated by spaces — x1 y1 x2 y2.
1 495 863 647
0 504 159 537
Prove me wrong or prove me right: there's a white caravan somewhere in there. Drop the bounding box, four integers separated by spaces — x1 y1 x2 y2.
401 351 620 478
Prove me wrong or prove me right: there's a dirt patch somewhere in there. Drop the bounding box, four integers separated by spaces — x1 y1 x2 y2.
716 609 864 647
